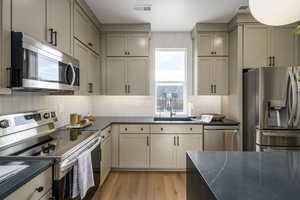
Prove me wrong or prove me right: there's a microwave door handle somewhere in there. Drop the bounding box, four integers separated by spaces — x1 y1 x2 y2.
69 63 76 86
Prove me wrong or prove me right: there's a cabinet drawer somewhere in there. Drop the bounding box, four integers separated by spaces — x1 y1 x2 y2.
101 126 111 137
120 124 150 133
5 167 52 200
151 125 203 134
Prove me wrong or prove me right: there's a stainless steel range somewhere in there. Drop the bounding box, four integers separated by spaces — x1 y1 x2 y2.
0 110 101 200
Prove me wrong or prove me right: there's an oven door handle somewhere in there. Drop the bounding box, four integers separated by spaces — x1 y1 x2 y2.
68 63 76 86
262 132 300 137
60 138 101 171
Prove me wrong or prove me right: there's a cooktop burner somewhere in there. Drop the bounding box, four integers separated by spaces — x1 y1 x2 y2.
39 129 99 158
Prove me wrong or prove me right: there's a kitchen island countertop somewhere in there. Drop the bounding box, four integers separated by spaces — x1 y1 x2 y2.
187 151 300 200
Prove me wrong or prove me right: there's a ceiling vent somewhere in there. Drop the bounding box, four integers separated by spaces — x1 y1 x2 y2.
238 5 249 13
134 3 152 11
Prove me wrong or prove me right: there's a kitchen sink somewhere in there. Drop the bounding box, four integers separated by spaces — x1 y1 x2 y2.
153 117 193 122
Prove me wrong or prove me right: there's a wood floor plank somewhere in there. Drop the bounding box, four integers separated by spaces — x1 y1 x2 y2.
92 172 186 200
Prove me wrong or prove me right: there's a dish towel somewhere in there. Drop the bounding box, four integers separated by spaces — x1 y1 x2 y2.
72 151 95 199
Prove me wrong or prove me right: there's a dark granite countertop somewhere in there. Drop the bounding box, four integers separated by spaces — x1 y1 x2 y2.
0 157 55 199
187 151 300 200
81 117 239 131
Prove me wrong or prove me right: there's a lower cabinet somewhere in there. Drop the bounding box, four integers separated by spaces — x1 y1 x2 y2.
119 134 150 168
5 167 53 200
100 130 112 186
117 124 203 170
150 134 177 169
176 134 203 168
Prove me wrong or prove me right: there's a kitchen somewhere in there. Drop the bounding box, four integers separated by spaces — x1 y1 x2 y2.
0 0 300 200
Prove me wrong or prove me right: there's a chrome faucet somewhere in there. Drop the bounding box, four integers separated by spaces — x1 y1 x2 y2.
166 93 176 118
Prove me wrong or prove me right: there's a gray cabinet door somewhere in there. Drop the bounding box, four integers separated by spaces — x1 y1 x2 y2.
88 51 100 95
106 58 126 95
47 0 72 54
213 57 228 95
12 0 46 42
126 58 149 95
243 24 269 68
106 34 127 57
73 39 90 95
126 34 149 57
270 27 296 67
197 57 213 95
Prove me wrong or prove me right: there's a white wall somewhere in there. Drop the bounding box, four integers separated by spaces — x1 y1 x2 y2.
0 93 92 127
92 32 222 116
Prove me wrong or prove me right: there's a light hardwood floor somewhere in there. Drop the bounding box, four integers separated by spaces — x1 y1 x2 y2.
92 172 186 200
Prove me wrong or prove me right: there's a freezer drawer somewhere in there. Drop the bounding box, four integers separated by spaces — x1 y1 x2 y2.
204 129 238 151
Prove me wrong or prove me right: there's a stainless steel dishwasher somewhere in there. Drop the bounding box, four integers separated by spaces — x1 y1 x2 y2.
203 125 239 151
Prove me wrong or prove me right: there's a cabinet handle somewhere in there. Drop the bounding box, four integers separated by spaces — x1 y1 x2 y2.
141 128 144 131
174 136 176 146
177 136 180 146
128 85 130 94
160 127 163 131
147 136 149 146
48 28 54 44
88 42 93 47
268 56 272 66
125 128 128 131
272 56 275 67
53 31 57 46
36 186 44 193
125 52 128 55
214 85 216 94
128 52 130 55
190 127 193 131
88 83 93 93
210 85 213 94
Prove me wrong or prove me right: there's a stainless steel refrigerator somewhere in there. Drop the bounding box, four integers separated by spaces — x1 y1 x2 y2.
243 66 300 151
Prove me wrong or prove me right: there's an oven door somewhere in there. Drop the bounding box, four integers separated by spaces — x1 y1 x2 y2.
21 49 79 91
53 137 101 200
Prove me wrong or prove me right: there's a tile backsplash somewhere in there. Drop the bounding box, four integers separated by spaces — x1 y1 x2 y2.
0 93 92 127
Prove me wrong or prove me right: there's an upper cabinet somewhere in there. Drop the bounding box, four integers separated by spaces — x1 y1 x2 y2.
106 33 149 57
12 0 72 55
73 39 100 95
47 0 72 55
198 32 228 56
243 24 297 68
105 57 149 96
12 0 46 43
197 57 228 95
74 3 100 54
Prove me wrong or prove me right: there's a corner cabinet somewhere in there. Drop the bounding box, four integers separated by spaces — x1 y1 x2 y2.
197 57 228 95
73 39 100 95
74 3 100 54
106 57 149 95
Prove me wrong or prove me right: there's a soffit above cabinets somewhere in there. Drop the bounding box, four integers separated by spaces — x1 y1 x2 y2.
85 0 248 31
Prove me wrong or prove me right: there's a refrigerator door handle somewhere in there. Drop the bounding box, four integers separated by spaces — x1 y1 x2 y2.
288 71 297 127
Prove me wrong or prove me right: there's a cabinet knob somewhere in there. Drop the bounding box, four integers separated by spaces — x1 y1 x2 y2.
141 128 144 131
160 128 163 131
125 128 128 131
190 127 193 131
36 186 44 193
88 42 93 47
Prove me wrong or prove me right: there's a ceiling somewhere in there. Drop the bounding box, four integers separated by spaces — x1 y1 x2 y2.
85 0 249 31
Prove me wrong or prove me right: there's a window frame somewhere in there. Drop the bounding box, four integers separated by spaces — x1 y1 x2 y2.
154 48 188 117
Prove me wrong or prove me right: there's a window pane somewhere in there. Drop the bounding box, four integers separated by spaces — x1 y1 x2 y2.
156 83 184 113
155 50 185 82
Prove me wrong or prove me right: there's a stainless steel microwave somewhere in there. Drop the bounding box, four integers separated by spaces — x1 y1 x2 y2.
11 32 80 92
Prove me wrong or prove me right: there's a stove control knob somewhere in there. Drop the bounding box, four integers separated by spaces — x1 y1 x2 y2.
43 113 50 119
0 120 9 129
